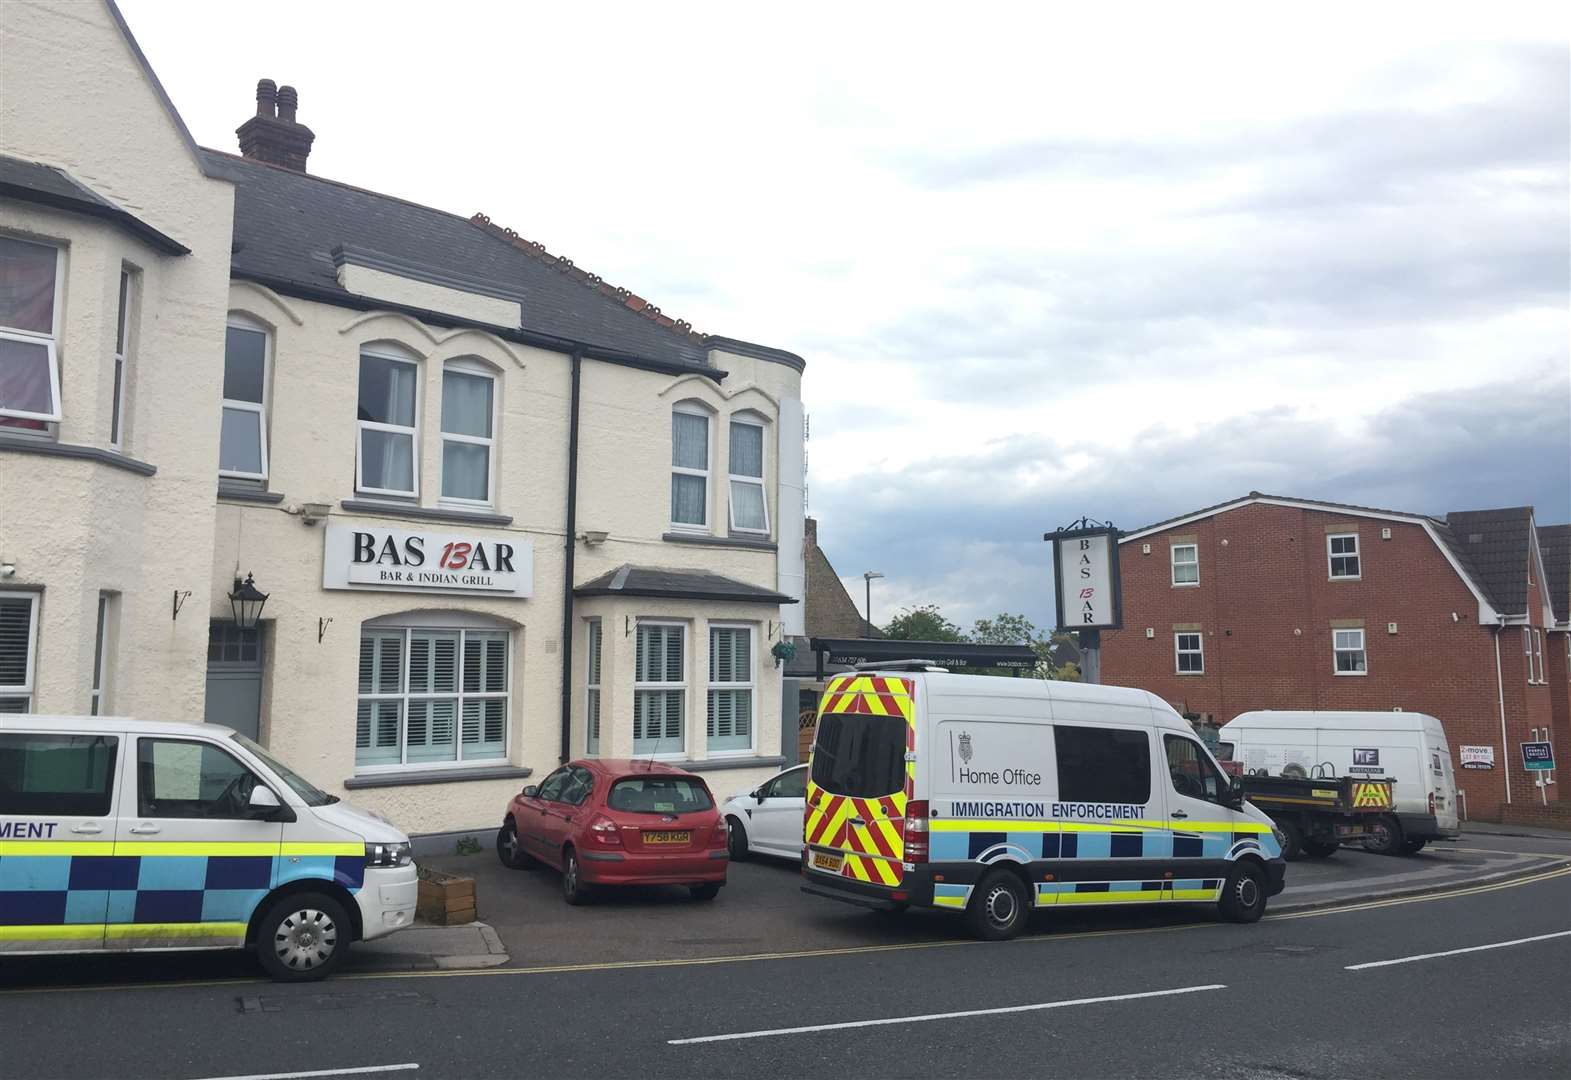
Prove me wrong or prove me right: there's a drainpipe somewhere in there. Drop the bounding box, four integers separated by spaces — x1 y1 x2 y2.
559 347 584 763
1493 622 1511 806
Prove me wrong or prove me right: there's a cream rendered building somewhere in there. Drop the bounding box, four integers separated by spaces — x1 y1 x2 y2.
0 0 806 843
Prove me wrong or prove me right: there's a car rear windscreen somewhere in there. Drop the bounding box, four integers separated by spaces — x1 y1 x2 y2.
811 712 905 798
608 775 713 814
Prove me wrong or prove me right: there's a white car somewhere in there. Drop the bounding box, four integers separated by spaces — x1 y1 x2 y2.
722 764 808 861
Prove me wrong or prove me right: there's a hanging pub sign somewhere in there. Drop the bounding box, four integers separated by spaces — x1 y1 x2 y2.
1044 519 1123 631
323 524 532 597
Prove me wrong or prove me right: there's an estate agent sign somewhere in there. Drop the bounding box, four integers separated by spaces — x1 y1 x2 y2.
323 524 532 597
1459 745 1496 771
1521 741 1555 771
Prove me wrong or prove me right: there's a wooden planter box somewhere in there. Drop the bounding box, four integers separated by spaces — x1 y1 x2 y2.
417 867 477 925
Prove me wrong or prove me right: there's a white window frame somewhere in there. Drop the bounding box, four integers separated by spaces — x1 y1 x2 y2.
726 415 770 536
1533 629 1544 685
353 624 511 773
1333 628 1367 675
670 403 711 532
1327 533 1361 580
110 268 135 450
0 237 65 424
438 358 497 508
356 345 421 498
89 593 116 716
633 619 687 758
706 622 756 755
0 591 41 712
585 618 602 756
1524 627 1534 684
219 314 271 481
1170 543 1199 587
1174 631 1204 675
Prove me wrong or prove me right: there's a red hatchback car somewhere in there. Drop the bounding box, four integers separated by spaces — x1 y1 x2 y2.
496 759 729 904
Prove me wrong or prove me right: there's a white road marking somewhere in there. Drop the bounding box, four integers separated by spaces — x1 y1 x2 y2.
187 1065 419 1080
667 983 1226 1045
1345 929 1571 971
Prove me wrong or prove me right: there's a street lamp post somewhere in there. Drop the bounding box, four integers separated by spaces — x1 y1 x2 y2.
862 570 884 632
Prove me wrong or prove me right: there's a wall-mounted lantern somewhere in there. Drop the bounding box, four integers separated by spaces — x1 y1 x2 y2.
228 572 269 629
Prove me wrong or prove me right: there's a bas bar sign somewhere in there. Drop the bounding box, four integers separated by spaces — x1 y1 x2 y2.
1045 523 1123 631
323 524 532 597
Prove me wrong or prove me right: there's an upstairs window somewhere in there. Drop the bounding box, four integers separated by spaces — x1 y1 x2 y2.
440 362 495 505
671 407 709 529
0 592 40 713
0 235 63 425
357 347 419 497
1333 628 1367 674
110 269 136 450
1328 533 1360 579
728 418 769 534
219 317 269 479
1175 631 1204 674
1171 543 1199 586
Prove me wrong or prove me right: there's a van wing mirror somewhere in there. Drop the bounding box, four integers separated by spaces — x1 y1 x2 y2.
247 785 287 820
1225 776 1245 808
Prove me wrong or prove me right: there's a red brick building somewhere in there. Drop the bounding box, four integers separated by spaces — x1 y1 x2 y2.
1100 493 1567 824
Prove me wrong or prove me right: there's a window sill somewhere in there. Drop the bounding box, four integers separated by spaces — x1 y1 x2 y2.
341 499 514 527
344 764 533 790
0 434 156 476
1328 576 1362 583
1176 671 1205 677
1171 582 1200 588
662 532 778 552
218 479 285 505
672 755 786 773
1333 671 1368 677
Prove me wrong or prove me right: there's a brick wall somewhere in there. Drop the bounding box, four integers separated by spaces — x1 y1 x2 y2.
1101 501 1554 820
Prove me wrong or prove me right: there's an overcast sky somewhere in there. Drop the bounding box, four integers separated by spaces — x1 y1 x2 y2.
121 1 1570 630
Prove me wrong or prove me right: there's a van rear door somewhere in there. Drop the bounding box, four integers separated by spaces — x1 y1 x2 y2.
805 675 913 888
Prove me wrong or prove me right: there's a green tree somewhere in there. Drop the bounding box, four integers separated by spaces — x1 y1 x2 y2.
881 604 966 642
969 612 1081 681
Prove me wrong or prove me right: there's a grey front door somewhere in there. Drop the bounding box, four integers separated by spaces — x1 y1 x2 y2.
204 621 263 741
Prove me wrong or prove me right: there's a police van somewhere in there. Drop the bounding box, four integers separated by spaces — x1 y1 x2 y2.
1 717 418 980
801 667 1286 939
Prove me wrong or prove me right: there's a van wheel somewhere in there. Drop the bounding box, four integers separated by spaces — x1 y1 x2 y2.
1302 839 1340 858
1362 815 1404 855
1275 819 1304 861
966 870 1029 941
1401 838 1428 855
256 892 349 982
1218 861 1267 923
561 848 589 906
726 817 749 861
496 817 531 869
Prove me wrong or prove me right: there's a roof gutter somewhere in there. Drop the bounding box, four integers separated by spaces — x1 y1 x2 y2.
231 271 726 382
559 347 584 765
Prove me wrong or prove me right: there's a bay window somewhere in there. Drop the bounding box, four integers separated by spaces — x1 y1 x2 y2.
634 622 685 754
707 625 754 752
585 619 602 755
671 406 709 529
0 592 40 713
0 235 63 425
355 625 509 769
357 347 419 496
111 268 136 449
728 417 768 534
219 316 269 479
440 361 495 504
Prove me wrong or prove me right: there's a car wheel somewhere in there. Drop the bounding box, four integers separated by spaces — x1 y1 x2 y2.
1218 861 1267 923
726 816 749 861
1302 839 1340 858
496 817 531 869
561 848 588 906
1401 838 1428 855
965 869 1029 941
690 882 722 901
255 892 349 982
1275 818 1304 861
1362 814 1404 856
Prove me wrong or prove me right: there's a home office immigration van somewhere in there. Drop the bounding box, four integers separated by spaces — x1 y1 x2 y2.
801 668 1285 939
0 717 418 980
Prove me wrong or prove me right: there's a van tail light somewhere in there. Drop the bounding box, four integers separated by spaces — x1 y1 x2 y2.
711 818 731 849
1428 792 1435 816
904 800 930 864
588 815 623 848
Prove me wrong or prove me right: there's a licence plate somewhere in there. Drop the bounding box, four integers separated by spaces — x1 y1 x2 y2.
644 831 690 845
811 851 844 873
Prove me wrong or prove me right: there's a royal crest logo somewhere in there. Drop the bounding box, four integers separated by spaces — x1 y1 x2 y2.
958 732 973 764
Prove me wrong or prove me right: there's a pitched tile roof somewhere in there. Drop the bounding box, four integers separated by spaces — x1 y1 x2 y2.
574 564 796 604
1440 508 1534 616
1538 524 1569 622
205 149 711 368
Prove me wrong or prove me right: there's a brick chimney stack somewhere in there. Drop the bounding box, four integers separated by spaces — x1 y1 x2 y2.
236 78 315 172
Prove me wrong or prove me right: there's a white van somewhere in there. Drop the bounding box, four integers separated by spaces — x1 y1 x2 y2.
801 667 1286 940
1220 710 1461 854
0 717 418 980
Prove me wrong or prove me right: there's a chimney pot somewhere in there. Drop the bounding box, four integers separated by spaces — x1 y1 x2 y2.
237 80 315 172
255 78 277 117
276 85 298 122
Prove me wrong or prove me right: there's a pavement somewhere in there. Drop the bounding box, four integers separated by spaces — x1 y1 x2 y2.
2 850 1568 1078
